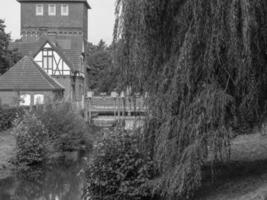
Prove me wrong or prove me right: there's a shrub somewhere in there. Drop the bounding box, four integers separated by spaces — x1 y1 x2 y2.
0 107 24 131
36 103 90 152
13 112 48 167
83 129 155 200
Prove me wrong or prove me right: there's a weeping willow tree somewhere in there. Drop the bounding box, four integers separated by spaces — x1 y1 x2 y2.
113 0 267 199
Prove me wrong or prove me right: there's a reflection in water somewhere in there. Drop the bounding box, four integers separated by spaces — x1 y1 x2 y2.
0 159 86 200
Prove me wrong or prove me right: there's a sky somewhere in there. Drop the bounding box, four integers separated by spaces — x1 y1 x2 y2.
0 0 116 45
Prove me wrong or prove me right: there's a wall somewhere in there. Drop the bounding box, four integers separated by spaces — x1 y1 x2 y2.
83 4 88 40
0 92 18 107
74 76 85 102
52 76 72 101
21 2 88 39
0 91 58 107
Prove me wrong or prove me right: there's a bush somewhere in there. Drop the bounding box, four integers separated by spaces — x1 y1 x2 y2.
83 129 155 200
12 103 93 168
36 103 90 152
13 112 48 167
0 107 24 131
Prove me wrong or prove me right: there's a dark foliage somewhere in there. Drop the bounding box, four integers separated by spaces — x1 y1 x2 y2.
14 113 48 166
86 40 120 93
83 129 155 200
36 103 91 152
0 107 24 131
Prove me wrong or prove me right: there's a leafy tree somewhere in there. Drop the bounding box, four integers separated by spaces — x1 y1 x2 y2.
0 19 21 75
86 40 119 93
97 39 107 50
36 103 91 152
14 112 49 166
114 0 267 199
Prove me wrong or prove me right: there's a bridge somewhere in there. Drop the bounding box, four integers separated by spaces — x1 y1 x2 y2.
84 95 147 128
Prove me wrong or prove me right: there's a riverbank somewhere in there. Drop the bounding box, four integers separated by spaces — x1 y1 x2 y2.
0 124 98 181
196 170 267 200
0 129 92 200
196 133 267 200
1 128 267 199
0 130 16 180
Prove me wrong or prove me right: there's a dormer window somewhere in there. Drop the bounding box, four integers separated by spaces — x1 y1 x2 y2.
48 4 56 16
36 4 43 16
61 4 69 16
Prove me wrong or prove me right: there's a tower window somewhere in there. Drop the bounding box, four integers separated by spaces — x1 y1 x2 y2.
48 4 56 16
61 4 69 16
36 4 43 16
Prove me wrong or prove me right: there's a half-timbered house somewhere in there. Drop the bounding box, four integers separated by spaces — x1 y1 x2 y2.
0 56 64 107
2 0 91 109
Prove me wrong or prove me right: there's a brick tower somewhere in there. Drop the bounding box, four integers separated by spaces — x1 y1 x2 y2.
17 0 90 41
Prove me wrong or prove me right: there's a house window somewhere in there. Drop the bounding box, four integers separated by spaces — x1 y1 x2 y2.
20 94 31 106
36 4 43 16
48 4 56 16
61 4 69 16
43 49 54 75
34 94 45 105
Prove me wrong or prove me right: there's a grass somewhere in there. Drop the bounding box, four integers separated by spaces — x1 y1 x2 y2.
230 133 267 162
196 133 267 200
196 171 267 200
0 130 16 179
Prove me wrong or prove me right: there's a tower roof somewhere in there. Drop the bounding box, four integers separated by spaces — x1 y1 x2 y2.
0 56 64 91
17 0 91 9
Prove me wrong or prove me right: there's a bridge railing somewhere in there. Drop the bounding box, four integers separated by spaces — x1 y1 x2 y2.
85 95 147 121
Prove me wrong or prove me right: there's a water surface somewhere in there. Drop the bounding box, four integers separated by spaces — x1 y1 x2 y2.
0 158 86 200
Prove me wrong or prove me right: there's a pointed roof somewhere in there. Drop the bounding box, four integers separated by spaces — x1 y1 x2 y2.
9 35 82 72
0 56 64 91
32 37 75 70
9 39 44 57
17 0 91 9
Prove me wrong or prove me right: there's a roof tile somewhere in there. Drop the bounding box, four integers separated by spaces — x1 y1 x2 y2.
0 56 64 91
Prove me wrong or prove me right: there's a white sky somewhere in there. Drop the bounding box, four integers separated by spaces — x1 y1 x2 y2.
0 0 116 45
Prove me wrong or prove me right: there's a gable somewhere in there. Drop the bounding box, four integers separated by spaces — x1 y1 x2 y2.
34 42 71 76
9 36 85 74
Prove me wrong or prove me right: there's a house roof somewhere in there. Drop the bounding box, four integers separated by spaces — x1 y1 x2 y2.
17 0 91 9
9 40 44 57
9 36 83 72
0 56 64 91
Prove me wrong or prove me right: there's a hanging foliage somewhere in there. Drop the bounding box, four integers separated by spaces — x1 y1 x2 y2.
114 0 267 199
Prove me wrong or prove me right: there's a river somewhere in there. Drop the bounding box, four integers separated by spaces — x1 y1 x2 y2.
0 153 88 200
